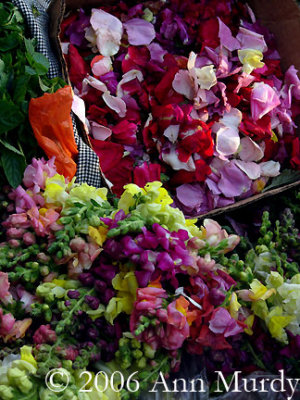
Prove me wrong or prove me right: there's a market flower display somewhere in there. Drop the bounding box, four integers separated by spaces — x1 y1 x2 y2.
61 0 300 216
0 157 299 398
1 0 300 399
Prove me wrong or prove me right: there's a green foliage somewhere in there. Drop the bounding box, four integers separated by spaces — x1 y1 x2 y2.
0 2 65 188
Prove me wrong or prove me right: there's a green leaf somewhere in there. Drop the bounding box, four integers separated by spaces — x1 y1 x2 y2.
0 99 24 134
31 52 49 75
262 169 300 192
1 149 26 188
13 74 30 103
25 65 37 76
25 38 49 76
0 58 8 92
38 76 50 92
1 52 12 70
0 139 24 156
0 2 24 28
24 38 35 55
0 5 11 26
0 32 20 51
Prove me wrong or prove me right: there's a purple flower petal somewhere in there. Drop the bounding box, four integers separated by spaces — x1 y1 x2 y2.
237 27 267 52
66 9 90 47
137 228 159 249
152 224 170 250
157 252 174 271
218 18 240 51
121 236 143 255
135 270 152 287
218 162 252 198
175 183 207 214
148 43 167 63
124 18 155 46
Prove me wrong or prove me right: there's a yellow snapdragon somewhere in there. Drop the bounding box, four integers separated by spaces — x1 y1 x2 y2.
238 49 264 74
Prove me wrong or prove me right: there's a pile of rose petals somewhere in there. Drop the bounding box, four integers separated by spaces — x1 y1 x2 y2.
61 0 300 216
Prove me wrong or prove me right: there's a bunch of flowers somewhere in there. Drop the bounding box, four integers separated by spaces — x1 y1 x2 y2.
0 157 245 398
200 201 300 388
0 158 300 398
61 0 300 216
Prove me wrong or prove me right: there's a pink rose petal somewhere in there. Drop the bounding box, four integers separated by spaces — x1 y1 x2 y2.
91 56 112 76
234 160 261 180
71 94 86 125
90 9 123 56
163 125 180 143
172 70 196 100
251 83 281 121
162 144 195 171
0 310 15 336
216 126 240 156
117 70 144 97
260 161 280 177
285 65 300 100
91 122 112 141
234 73 255 93
239 137 264 162
102 92 127 117
84 75 107 92
215 108 242 156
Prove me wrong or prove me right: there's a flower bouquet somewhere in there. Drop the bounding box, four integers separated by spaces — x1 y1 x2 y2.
0 158 300 399
59 0 300 216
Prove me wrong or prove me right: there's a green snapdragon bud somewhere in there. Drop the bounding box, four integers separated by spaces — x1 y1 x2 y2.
130 339 141 349
39 388 62 400
132 349 143 359
36 283 55 302
119 337 129 347
59 217 73 225
0 385 13 400
137 357 147 369
45 309 53 322
143 343 155 359
7 368 32 393
66 226 75 239
62 360 73 370
64 280 81 290
63 388 78 400
40 266 50 276
88 215 101 227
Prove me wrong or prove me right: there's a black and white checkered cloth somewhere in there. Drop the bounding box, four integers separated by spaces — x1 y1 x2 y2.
12 0 103 188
